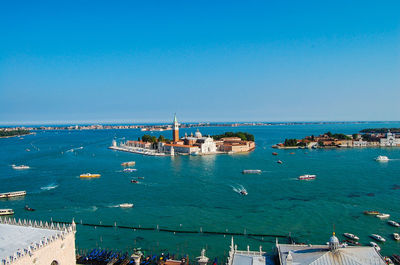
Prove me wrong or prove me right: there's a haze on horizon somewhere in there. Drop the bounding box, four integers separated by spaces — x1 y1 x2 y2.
0 1 399 125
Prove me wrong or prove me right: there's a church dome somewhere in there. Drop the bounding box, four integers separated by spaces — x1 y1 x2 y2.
328 232 339 251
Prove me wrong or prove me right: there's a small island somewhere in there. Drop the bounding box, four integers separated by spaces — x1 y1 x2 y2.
110 114 255 156
273 129 400 149
0 129 31 138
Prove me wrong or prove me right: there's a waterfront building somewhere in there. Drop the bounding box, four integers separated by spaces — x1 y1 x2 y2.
0 218 76 265
226 237 275 265
217 137 255 153
379 130 400 146
275 233 386 265
353 138 367 147
126 140 153 149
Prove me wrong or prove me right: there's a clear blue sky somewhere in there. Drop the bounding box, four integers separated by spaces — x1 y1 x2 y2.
0 1 399 124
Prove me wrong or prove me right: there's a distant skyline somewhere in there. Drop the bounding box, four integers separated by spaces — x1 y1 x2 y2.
1 1 399 124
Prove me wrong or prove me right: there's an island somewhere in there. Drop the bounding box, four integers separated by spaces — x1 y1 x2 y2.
109 114 255 156
273 129 400 149
0 129 31 138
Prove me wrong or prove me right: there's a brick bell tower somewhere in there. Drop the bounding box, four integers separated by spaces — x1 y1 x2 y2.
173 113 179 143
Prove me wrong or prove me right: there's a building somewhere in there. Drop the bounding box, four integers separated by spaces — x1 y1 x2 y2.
173 113 179 143
380 130 400 146
217 137 255 153
226 237 275 265
276 233 386 265
353 139 367 147
0 218 76 265
126 140 153 149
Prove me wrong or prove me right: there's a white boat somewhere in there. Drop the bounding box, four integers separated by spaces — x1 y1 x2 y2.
240 189 248 196
370 242 381 252
0 190 26 199
376 213 390 219
123 168 137 172
343 233 359 241
375 155 389 162
370 234 386 242
12 164 30 170
388 220 400 227
298 174 316 180
119 203 134 208
393 233 400 241
0 209 14 216
242 170 262 174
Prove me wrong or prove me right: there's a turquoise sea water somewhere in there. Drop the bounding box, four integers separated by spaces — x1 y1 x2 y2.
1 123 400 259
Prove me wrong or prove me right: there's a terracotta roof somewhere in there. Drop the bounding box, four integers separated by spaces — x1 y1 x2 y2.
165 143 197 148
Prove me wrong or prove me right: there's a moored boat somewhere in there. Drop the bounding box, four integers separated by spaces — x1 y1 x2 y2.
119 203 134 208
393 233 400 241
364 210 380 215
343 239 361 246
343 233 359 241
80 173 101 178
370 242 381 252
298 174 316 180
12 164 30 170
242 169 261 174
0 190 26 199
0 209 14 216
388 220 400 227
370 234 386 242
376 213 390 219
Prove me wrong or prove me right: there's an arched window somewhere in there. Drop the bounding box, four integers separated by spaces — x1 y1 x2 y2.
51 261 59 265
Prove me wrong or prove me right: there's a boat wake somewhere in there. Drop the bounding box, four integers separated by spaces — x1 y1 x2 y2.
66 146 84 153
40 183 59 191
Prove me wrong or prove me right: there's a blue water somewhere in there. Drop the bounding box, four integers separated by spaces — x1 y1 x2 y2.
1 123 400 258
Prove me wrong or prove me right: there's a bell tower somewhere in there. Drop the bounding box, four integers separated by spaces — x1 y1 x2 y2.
173 113 179 143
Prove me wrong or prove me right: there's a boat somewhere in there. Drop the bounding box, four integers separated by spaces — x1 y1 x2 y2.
277 160 283 164
343 233 359 241
375 155 389 162
121 161 135 166
123 168 137 172
239 189 248 196
289 152 295 155
393 233 400 241
376 213 390 219
138 177 145 179
119 203 134 208
0 190 26 199
24 205 35 211
0 209 14 216
383 257 395 265
369 241 381 252
364 210 380 215
370 234 386 242
272 152 278 156
242 169 262 174
392 255 400 264
80 173 101 178
12 164 30 170
298 174 316 180
343 239 361 246
388 220 400 227
130 179 139 184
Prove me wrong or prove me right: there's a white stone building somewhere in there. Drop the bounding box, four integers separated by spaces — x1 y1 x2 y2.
0 218 76 265
380 130 400 146
353 139 367 147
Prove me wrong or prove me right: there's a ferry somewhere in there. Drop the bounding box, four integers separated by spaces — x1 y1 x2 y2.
119 203 134 208
123 168 137 172
388 220 400 227
80 173 101 178
375 155 389 162
369 242 381 252
343 233 359 241
0 190 26 199
370 234 386 242
393 233 400 241
121 161 135 166
12 164 30 170
376 213 390 219
242 169 262 174
0 209 14 216
364 210 380 215
298 174 316 180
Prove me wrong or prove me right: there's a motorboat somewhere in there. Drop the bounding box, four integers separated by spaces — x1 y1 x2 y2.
343 233 359 241
123 168 137 172
375 155 389 162
277 160 283 164
0 209 14 216
12 164 30 170
24 205 35 211
376 213 390 219
370 242 381 252
388 220 400 227
138 177 145 179
130 179 139 184
272 152 278 156
242 170 261 174
0 190 26 199
393 233 400 241
80 173 101 178
119 203 134 208
343 240 361 246
370 234 386 242
121 161 135 166
239 189 248 196
298 174 316 180
364 210 380 215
